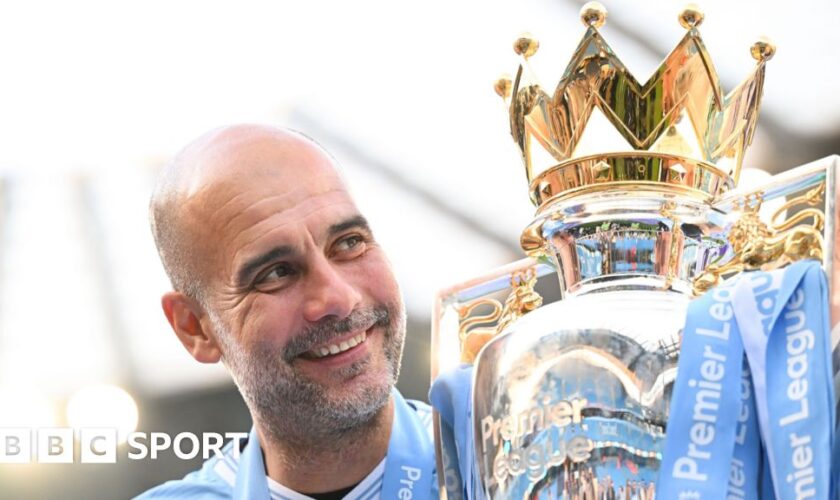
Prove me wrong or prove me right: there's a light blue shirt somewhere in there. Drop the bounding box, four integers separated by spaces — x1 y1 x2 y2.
135 391 437 500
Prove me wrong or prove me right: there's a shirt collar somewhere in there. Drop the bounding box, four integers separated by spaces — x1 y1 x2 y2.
233 426 271 500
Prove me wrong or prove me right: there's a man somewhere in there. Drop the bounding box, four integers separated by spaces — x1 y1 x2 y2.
137 125 437 499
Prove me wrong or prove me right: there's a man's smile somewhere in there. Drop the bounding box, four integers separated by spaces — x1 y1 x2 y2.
297 325 378 368
306 330 368 358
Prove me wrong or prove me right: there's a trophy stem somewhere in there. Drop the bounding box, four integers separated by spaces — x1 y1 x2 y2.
537 189 727 298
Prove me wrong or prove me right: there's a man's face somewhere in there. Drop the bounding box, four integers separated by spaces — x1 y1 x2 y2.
189 136 405 442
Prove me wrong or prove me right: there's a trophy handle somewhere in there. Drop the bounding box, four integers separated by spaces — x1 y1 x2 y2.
693 183 826 294
430 258 555 498
456 268 544 364
708 156 839 335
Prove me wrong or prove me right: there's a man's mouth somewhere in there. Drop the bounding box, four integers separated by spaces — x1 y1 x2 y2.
303 330 368 359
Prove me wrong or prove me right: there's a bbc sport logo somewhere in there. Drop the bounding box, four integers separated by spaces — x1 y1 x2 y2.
0 428 248 463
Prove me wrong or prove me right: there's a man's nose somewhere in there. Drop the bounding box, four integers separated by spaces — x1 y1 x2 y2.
302 256 362 323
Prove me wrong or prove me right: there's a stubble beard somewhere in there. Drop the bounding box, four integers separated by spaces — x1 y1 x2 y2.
210 302 406 453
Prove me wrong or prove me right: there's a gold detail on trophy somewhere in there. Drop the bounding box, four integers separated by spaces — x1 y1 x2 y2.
497 268 544 332
580 2 607 28
592 161 612 183
495 3 772 215
494 75 512 99
751 37 776 62
513 35 539 59
660 201 684 288
693 183 826 294
667 164 688 184
457 298 502 364
458 268 544 363
678 4 704 29
520 217 547 255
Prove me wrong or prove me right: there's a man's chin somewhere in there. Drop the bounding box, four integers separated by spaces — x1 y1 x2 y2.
312 378 393 433
317 361 394 400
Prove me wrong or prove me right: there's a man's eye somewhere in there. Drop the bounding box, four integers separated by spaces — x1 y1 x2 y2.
254 264 295 286
334 235 367 256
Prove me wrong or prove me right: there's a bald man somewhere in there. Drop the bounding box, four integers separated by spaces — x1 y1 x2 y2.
136 125 437 499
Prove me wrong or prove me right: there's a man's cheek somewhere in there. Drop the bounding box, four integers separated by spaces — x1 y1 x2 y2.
243 311 298 353
359 255 398 290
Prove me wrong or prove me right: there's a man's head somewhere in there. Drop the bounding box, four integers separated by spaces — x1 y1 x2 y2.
150 125 406 446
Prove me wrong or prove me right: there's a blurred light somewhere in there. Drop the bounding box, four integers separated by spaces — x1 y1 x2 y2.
0 386 57 428
436 306 463 376
0 177 116 395
66 385 138 443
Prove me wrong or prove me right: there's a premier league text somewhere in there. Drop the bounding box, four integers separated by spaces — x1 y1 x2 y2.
480 396 594 484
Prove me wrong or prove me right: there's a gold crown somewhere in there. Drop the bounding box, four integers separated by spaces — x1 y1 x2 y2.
495 2 774 209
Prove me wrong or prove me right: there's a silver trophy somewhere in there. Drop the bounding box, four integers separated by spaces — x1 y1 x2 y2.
431 3 840 498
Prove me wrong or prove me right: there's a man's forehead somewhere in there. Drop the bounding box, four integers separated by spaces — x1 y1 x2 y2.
172 127 346 217
206 183 357 243
167 126 357 257
180 126 341 196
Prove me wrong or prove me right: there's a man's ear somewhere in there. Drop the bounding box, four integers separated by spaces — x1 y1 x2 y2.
161 292 222 364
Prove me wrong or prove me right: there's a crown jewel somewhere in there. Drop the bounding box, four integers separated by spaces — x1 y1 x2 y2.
497 3 774 209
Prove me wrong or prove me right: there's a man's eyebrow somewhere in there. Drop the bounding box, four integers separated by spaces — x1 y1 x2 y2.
328 215 371 237
236 245 294 286
235 217 370 287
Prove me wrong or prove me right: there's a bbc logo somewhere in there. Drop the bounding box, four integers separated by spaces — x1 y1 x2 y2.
1 428 118 463
0 428 247 463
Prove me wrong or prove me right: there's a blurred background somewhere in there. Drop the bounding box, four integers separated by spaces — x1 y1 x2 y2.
0 0 837 497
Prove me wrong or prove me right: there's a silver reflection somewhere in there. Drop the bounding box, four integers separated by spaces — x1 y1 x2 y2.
472 191 725 498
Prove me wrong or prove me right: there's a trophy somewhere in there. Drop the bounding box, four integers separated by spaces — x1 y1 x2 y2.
430 3 839 498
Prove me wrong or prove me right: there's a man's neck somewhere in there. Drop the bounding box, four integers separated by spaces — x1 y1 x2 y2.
257 397 394 494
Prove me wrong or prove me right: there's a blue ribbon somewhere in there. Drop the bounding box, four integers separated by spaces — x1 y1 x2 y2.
736 262 835 498
728 362 761 499
381 390 438 499
658 279 745 498
660 260 835 498
429 363 477 499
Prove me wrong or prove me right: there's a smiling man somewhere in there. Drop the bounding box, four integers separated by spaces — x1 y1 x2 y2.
137 125 436 499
